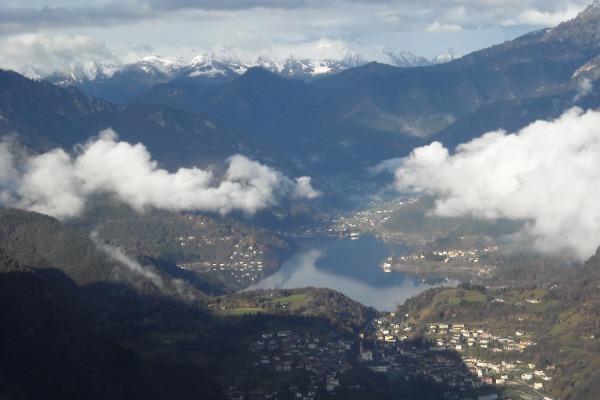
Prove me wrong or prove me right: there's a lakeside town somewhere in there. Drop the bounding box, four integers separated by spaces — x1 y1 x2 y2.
379 244 503 282
177 239 272 289
233 330 354 399
230 326 492 400
376 313 555 400
221 306 558 400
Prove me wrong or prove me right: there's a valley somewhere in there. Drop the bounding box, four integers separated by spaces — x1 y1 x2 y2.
2 2 600 399
0 193 585 399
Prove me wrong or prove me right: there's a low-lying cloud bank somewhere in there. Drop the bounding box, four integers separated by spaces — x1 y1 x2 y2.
0 129 320 219
393 107 600 261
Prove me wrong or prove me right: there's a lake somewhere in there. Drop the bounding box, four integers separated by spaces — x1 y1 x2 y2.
248 235 456 311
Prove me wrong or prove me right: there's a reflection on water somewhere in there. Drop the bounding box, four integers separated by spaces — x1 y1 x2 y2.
248 236 456 311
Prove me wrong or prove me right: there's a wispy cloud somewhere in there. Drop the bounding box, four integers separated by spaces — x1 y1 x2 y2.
393 107 600 261
90 230 164 289
89 230 202 300
425 21 462 33
574 77 594 102
0 129 319 219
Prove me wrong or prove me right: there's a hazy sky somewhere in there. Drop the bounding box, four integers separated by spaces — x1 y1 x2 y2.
0 0 593 73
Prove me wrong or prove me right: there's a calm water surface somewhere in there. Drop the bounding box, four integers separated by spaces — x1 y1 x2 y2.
249 235 456 311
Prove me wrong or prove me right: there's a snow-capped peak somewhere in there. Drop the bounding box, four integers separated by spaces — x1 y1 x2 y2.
431 49 456 64
70 60 119 81
136 56 187 75
43 39 444 89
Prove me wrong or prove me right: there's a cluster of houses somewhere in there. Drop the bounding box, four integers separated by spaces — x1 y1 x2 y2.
356 339 498 398
238 330 354 399
461 357 552 390
354 318 492 397
327 198 417 238
177 242 267 288
423 323 552 397
356 316 555 398
398 246 500 264
231 324 502 399
425 323 536 355
226 316 553 399
348 209 394 229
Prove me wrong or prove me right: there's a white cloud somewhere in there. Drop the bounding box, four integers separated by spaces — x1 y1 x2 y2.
293 176 321 199
0 129 319 219
574 77 594 102
517 6 583 26
18 147 86 217
425 21 462 33
0 140 19 205
368 157 404 175
394 107 600 261
0 33 115 73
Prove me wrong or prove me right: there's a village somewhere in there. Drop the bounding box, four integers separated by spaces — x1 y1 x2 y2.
381 245 502 282
328 198 413 237
373 314 555 400
397 246 500 264
228 330 355 399
224 317 511 400
356 331 488 397
176 237 270 289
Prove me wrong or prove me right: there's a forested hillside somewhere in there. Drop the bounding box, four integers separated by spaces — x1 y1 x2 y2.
0 250 223 400
395 246 600 399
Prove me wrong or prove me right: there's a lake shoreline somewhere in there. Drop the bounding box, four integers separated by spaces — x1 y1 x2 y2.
247 235 457 311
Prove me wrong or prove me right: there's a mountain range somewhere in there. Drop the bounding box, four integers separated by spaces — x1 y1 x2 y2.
2 3 600 186
38 39 450 104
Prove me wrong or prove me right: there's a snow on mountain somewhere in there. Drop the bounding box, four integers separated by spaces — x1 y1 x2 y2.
45 39 442 88
431 49 456 64
135 56 187 75
47 60 120 86
197 39 433 76
268 38 430 68
17 66 46 81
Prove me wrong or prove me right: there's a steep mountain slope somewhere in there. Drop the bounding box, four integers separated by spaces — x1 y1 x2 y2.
257 27 595 172
0 69 255 171
428 1 600 148
136 63 435 174
0 208 219 295
135 67 313 136
431 82 600 149
0 249 223 400
135 3 600 177
395 244 600 399
0 208 117 286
